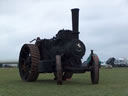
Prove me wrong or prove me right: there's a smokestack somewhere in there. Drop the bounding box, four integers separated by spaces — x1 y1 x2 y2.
71 8 79 33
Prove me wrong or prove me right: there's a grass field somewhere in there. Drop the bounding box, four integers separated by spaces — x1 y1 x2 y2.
0 68 128 96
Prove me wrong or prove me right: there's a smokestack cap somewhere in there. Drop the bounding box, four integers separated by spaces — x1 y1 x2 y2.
71 8 79 11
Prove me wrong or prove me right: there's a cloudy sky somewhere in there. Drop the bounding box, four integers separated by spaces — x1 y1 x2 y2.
0 0 128 61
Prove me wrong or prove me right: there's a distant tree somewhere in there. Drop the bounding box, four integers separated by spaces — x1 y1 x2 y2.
0 64 2 67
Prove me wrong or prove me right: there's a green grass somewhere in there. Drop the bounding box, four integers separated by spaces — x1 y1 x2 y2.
0 68 128 96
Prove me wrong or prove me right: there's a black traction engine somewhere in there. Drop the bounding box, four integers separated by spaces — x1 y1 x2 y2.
18 8 100 85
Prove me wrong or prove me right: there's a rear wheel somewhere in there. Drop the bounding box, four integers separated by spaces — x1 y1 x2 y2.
91 54 99 84
18 44 40 81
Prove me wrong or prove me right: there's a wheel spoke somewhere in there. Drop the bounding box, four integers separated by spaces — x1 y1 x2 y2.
24 71 29 80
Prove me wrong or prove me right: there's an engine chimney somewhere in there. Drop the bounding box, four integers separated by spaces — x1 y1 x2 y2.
71 8 79 33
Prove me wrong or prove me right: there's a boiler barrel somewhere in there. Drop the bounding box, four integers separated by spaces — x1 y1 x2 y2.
71 8 79 33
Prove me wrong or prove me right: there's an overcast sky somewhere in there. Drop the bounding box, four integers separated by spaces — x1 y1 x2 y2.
0 0 128 61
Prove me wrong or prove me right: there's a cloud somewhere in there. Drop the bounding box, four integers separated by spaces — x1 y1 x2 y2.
0 0 128 61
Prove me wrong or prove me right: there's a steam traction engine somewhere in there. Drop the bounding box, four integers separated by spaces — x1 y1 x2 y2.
18 8 100 85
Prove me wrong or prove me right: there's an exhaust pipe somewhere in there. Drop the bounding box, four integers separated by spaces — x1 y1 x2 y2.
71 8 79 33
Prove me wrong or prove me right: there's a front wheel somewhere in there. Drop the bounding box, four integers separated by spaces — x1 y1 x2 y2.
91 54 99 84
56 55 63 85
